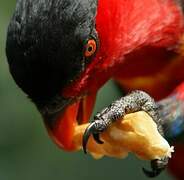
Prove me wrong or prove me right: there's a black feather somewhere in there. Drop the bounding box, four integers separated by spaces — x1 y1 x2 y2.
6 0 98 106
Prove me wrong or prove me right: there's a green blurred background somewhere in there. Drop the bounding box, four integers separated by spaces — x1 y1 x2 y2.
0 1 174 180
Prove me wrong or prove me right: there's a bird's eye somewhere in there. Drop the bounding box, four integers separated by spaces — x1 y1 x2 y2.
84 39 97 57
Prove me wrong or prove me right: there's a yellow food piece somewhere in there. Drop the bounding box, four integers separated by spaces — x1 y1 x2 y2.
73 111 174 160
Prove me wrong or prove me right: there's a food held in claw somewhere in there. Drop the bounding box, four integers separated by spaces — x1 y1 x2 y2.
74 111 174 160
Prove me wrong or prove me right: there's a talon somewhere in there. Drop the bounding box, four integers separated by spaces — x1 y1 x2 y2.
82 119 106 154
82 122 96 154
93 133 104 144
142 167 162 178
142 158 168 178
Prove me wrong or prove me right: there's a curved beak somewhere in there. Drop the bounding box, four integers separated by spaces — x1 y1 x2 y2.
43 92 97 151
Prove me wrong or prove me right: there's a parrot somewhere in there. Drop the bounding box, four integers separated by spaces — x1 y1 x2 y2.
5 0 184 178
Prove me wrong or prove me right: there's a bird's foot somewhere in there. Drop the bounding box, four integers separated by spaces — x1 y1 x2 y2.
83 90 162 153
82 90 167 177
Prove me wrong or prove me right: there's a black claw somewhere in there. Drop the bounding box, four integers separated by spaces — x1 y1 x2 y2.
82 120 105 154
93 133 104 144
142 167 162 178
142 158 167 178
82 122 96 154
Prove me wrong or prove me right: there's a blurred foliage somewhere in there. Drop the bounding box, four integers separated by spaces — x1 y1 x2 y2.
0 1 173 180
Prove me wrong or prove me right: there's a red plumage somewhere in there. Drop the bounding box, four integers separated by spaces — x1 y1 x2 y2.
49 1 184 178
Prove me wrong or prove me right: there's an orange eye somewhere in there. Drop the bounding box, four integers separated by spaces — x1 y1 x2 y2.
84 39 97 57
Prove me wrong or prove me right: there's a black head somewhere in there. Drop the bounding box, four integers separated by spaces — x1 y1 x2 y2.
6 0 98 106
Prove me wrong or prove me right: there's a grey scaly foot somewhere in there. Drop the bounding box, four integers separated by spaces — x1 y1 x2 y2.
82 90 167 177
